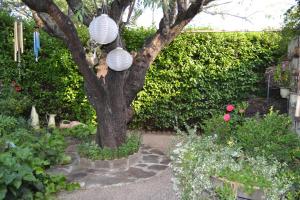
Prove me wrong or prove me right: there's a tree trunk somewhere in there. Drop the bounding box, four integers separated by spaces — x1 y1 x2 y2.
94 71 127 149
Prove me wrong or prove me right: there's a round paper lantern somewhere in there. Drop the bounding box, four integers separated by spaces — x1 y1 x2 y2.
106 47 133 71
89 14 118 44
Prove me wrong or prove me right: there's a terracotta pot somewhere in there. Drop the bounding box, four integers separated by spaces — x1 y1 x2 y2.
280 88 290 98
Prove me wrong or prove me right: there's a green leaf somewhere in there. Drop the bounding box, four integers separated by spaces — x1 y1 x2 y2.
0 185 7 200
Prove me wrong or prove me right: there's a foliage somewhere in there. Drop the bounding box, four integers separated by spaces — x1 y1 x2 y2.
0 11 283 129
274 64 291 88
129 31 283 129
235 111 300 170
281 1 300 51
122 27 155 52
59 124 96 142
0 86 31 117
78 133 141 160
170 134 292 200
0 114 78 199
202 102 248 143
0 11 95 124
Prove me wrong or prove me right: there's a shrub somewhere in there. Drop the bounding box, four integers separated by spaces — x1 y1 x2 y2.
59 124 96 142
0 114 78 199
0 86 31 117
131 31 283 129
77 133 141 160
171 134 292 200
0 11 94 124
235 111 300 170
0 11 284 129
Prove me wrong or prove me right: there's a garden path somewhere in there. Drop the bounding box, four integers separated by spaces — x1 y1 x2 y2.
57 133 178 200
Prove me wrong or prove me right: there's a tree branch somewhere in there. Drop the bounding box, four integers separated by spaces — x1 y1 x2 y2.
109 0 132 25
22 0 104 100
124 0 215 106
66 0 93 26
32 11 67 41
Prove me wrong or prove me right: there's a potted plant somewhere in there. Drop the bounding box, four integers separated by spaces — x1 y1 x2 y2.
274 63 291 98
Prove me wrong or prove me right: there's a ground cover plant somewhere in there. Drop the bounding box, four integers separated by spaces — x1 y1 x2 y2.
0 87 79 199
77 133 141 160
171 133 292 200
171 105 300 199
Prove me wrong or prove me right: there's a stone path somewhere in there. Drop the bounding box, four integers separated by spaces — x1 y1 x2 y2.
53 134 178 200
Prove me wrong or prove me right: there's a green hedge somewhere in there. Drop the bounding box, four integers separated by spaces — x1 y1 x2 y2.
0 12 94 123
124 30 283 129
0 11 283 128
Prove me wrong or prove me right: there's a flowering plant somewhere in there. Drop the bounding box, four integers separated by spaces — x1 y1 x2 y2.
203 102 248 143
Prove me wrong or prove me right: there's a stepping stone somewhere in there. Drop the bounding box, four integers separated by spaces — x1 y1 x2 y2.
136 164 148 167
141 150 152 154
149 149 165 155
148 165 168 171
84 175 133 187
67 171 88 181
160 158 171 165
142 155 160 163
126 167 156 178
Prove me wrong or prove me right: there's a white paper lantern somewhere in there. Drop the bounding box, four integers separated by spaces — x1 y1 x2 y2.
89 14 118 44
106 47 133 71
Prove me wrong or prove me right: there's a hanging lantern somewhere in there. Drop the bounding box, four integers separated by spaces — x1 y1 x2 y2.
106 47 133 71
88 14 118 44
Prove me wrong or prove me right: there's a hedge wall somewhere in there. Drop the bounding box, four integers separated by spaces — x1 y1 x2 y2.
0 12 95 123
0 12 283 129
123 29 283 129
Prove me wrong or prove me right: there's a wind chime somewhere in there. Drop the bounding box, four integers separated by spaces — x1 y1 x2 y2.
14 19 23 63
33 27 40 62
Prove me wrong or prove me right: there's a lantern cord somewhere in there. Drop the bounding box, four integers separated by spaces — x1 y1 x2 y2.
116 34 123 48
101 0 108 14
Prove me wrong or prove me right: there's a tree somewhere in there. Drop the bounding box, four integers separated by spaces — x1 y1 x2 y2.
20 0 215 148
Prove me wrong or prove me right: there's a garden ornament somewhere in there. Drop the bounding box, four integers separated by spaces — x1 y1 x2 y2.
59 120 82 129
14 19 23 62
33 27 40 62
106 47 133 71
46 114 56 128
89 14 118 44
30 105 40 129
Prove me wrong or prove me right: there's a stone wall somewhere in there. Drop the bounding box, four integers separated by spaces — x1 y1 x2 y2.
287 36 300 135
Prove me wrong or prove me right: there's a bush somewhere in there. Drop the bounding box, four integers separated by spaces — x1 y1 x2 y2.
130 31 283 129
0 86 31 117
77 133 141 160
171 133 292 200
235 111 300 170
0 114 78 199
59 124 96 142
0 11 94 124
0 11 284 129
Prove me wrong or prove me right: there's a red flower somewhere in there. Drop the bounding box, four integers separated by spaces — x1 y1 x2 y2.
223 114 231 122
15 85 21 92
226 104 235 112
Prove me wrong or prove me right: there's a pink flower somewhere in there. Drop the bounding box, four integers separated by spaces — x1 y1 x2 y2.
226 104 235 112
223 114 231 122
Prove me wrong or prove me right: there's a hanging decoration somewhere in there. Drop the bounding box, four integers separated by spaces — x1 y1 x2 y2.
14 20 24 62
33 27 41 62
89 14 118 44
106 47 133 71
